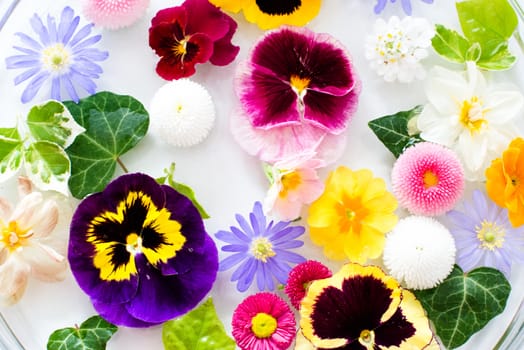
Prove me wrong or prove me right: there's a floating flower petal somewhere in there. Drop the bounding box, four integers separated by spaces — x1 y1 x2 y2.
150 79 215 147
300 263 433 349
149 0 239 80
82 0 150 29
215 201 306 292
232 292 296 350
383 216 456 290
236 26 360 134
284 260 332 310
308 166 398 262
392 142 464 216
448 190 524 277
68 173 218 327
5 6 108 103
210 0 321 30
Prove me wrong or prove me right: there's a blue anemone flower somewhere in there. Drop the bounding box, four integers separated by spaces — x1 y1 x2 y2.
374 0 434 15
215 201 306 292
5 6 108 103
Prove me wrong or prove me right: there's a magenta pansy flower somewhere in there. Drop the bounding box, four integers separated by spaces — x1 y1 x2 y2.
149 0 239 80
236 26 360 134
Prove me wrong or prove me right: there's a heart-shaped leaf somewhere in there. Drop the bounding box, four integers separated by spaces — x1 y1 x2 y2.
64 92 149 199
47 315 117 350
162 298 235 350
27 100 85 148
432 24 471 63
413 265 511 349
368 106 423 158
24 141 70 195
0 127 23 182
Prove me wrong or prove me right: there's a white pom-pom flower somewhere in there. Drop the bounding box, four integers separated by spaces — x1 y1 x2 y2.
383 216 456 290
150 79 216 148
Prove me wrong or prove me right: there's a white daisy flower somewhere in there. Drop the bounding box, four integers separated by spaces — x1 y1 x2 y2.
150 79 216 147
417 62 524 181
365 16 434 83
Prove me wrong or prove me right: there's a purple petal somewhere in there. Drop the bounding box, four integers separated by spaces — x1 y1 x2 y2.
30 13 50 46
235 258 256 292
21 71 49 103
401 0 412 15
256 261 267 291
5 55 40 69
219 252 247 271
267 258 291 284
231 257 254 281
270 226 305 244
69 23 94 48
46 14 58 42
72 34 102 53
13 45 39 55
236 213 255 237
75 48 109 61
273 240 304 250
215 230 245 244
13 67 41 85
71 58 103 76
68 71 97 95
93 300 154 328
374 0 388 13
61 74 79 102
15 32 43 51
274 248 306 263
222 244 248 252
58 7 79 44
50 77 60 100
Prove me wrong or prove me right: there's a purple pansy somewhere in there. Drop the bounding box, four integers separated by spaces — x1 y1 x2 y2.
446 190 524 278
215 201 306 292
236 26 360 134
5 6 108 103
374 0 434 15
68 173 218 327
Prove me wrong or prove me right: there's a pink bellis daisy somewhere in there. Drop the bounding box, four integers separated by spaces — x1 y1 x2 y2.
232 292 296 350
392 142 465 216
82 0 150 30
148 0 239 80
447 190 524 278
284 260 332 310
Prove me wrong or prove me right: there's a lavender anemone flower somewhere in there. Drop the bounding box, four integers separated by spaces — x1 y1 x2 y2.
374 0 434 15
5 6 108 103
446 190 524 278
68 173 218 327
215 201 306 292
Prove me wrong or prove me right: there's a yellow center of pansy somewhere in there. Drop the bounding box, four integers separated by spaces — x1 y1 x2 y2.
250 237 276 263
423 170 439 189
251 312 278 338
87 191 186 282
358 329 375 349
476 220 505 251
279 170 302 198
290 75 311 98
1 221 32 252
42 43 70 72
173 38 188 58
459 96 487 134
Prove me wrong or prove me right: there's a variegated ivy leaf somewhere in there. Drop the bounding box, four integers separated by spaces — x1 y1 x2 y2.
0 127 23 182
27 100 85 148
23 141 70 195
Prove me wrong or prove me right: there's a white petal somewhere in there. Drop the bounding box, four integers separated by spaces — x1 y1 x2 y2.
484 90 524 124
0 257 30 305
418 105 460 146
17 176 33 197
425 66 469 115
10 192 43 228
22 243 66 282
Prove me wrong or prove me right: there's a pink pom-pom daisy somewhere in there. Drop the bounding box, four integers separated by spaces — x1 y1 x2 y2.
392 142 464 216
83 0 150 30
284 260 332 310
232 292 296 350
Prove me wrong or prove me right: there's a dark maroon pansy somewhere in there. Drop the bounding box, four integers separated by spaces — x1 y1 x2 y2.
149 0 239 80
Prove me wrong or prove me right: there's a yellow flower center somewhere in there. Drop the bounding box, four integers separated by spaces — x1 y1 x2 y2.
173 39 188 57
125 233 142 255
251 312 277 338
459 96 487 134
290 75 311 98
1 221 32 252
358 329 375 349
423 170 439 189
279 170 302 198
42 43 70 72
250 237 276 263
476 220 505 250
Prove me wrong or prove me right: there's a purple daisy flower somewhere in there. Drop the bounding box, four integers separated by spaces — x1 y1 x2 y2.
5 6 108 103
236 26 360 134
68 173 218 327
215 201 306 292
447 189 524 278
374 0 434 15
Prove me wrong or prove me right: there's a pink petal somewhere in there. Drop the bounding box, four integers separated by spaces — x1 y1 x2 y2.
17 176 33 197
0 257 30 305
209 14 239 66
184 0 229 41
151 6 187 27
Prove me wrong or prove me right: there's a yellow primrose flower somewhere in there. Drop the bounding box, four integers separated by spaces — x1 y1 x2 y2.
209 0 322 30
307 166 398 262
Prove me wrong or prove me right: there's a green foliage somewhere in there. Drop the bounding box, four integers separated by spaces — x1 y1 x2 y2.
64 91 149 199
368 106 423 158
414 265 511 349
162 298 235 350
47 315 118 350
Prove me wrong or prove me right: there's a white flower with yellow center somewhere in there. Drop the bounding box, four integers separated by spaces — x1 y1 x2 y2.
365 16 434 83
417 62 524 181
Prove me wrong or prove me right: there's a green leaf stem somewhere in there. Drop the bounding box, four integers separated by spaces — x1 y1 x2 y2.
47 315 117 350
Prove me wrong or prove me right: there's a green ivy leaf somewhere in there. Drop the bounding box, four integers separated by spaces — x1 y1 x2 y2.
162 298 235 350
477 44 516 70
27 100 85 148
64 92 149 199
47 315 118 350
413 265 511 349
156 163 210 219
432 24 471 63
368 106 424 158
0 128 23 182
24 141 70 195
